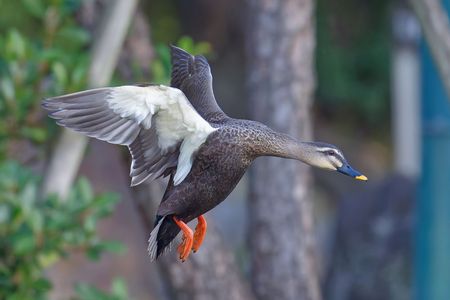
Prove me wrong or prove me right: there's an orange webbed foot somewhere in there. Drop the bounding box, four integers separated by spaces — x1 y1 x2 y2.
192 215 207 253
173 216 193 262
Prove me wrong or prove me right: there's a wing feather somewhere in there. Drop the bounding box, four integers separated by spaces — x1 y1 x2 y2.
43 85 216 186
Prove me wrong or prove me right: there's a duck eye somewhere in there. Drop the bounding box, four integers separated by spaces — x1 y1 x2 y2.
327 151 335 156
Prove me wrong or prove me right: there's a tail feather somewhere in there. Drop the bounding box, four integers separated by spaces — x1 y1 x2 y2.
170 45 210 90
147 215 181 260
170 45 194 90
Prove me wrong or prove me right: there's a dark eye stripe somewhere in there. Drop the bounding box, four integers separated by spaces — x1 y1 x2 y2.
321 149 336 156
320 148 344 161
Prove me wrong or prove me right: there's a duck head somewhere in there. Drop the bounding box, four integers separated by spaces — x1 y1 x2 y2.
305 143 367 181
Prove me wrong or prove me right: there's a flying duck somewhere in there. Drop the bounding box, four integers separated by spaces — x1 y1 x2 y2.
42 46 367 262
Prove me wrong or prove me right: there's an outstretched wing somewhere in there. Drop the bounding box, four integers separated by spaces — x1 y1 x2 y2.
43 85 216 186
170 46 225 121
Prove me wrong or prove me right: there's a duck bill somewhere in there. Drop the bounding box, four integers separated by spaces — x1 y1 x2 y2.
337 164 368 181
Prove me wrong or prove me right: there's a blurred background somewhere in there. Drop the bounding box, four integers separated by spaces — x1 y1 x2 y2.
1 0 450 299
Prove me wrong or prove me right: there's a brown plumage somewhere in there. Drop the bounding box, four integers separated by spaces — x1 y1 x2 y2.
43 46 367 262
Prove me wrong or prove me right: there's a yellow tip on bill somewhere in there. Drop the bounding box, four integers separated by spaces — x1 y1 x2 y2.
355 175 368 181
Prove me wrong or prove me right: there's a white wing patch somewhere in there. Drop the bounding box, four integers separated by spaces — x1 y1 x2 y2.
43 85 216 186
107 85 216 185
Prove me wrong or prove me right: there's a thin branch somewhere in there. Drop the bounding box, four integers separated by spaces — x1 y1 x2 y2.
42 0 139 198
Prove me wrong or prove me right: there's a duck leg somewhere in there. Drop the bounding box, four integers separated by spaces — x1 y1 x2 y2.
192 215 207 253
173 216 193 262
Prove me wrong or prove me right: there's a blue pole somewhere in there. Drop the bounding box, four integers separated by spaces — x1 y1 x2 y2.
417 1 450 298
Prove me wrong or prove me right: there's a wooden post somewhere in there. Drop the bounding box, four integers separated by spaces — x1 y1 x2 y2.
391 4 421 177
417 3 450 297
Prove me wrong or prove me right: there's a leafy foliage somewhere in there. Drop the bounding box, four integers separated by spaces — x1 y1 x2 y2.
0 1 128 298
0 1 212 298
0 0 90 157
0 161 124 300
316 0 390 129
74 278 129 300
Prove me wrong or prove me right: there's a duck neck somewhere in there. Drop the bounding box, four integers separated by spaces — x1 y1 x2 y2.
255 130 315 165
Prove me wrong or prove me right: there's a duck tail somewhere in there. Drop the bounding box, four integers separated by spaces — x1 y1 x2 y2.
147 215 180 260
170 45 210 90
170 45 194 90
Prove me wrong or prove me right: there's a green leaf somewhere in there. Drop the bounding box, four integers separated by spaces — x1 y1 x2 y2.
150 60 169 84
83 215 96 232
193 41 212 56
98 241 126 255
74 283 111 300
85 240 126 261
20 127 48 143
52 62 68 86
77 177 93 202
71 61 88 89
176 36 212 56
5 30 27 59
19 182 37 213
38 251 60 268
86 244 102 261
39 48 65 62
0 76 15 102
12 232 35 255
32 278 52 292
0 204 11 224
56 26 90 49
21 0 45 18
111 278 128 299
92 193 120 217
74 279 129 300
178 36 194 52
28 210 43 232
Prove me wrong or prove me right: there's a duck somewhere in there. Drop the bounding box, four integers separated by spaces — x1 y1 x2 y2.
42 45 367 262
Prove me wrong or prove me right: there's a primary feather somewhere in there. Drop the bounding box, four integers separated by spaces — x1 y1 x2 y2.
43 85 216 186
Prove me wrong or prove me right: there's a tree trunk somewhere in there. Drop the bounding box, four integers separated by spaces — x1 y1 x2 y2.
245 1 321 300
